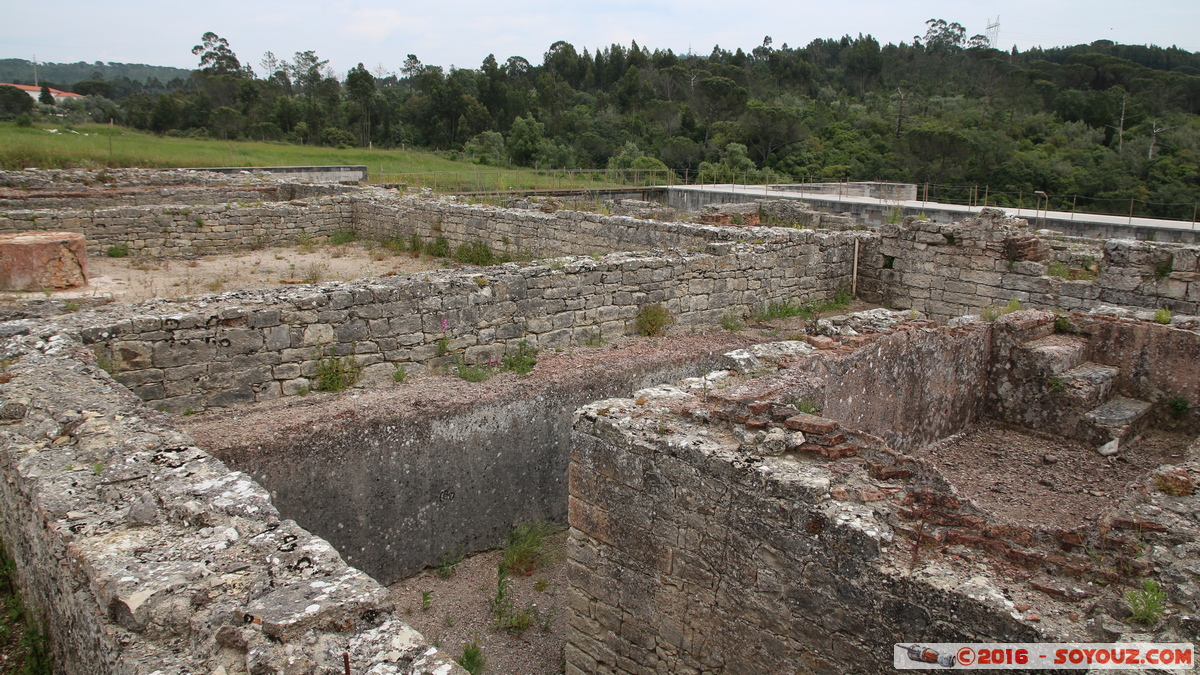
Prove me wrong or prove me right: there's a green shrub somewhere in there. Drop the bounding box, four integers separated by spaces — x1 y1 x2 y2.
424 235 450 258
720 312 744 332
1126 579 1166 625
314 351 361 392
329 229 356 245
1166 395 1190 419
408 232 422 252
756 300 805 321
454 239 502 266
105 244 129 258
1155 307 1172 324
392 364 408 383
1054 313 1075 334
1004 298 1023 314
381 238 407 254
502 341 538 375
14 114 33 128
635 303 673 336
458 641 485 674
980 305 1001 321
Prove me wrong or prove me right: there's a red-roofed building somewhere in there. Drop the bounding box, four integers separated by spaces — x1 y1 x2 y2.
0 83 86 104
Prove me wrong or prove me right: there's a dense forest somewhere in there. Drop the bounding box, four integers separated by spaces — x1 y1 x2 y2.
3 21 1200 218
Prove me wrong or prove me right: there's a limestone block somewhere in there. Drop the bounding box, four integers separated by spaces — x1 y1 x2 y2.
0 231 88 291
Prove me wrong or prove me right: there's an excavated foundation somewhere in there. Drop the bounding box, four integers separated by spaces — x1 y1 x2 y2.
3 169 1200 674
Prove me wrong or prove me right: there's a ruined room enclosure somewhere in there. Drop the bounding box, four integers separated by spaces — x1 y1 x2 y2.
2 168 1200 674
566 310 1200 674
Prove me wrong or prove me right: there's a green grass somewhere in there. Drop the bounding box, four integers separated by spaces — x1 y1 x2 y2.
1126 579 1167 625
0 122 630 192
502 521 559 577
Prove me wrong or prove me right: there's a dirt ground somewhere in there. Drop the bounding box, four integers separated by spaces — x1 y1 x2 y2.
391 532 570 675
2 241 447 305
913 424 1196 529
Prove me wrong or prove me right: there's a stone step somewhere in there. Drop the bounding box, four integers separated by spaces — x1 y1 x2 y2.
1014 334 1089 377
1056 362 1120 410
1082 396 1154 446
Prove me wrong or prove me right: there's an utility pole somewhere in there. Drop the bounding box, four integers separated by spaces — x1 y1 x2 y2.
33 55 38 87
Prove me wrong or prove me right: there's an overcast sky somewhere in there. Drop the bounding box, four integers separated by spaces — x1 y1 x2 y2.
4 0 1198 77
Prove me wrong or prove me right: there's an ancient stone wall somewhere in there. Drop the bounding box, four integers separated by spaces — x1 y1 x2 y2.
59 230 856 413
0 333 462 675
0 196 357 257
352 197 723 259
860 210 1200 319
566 312 1200 674
211 346 743 584
567 389 1041 674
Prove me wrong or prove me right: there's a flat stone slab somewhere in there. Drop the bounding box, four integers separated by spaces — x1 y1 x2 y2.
0 230 88 291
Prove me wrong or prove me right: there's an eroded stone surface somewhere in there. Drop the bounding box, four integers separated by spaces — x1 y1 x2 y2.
0 333 464 675
0 231 88 291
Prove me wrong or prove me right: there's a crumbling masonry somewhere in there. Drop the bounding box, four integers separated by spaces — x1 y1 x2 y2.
1 169 1199 674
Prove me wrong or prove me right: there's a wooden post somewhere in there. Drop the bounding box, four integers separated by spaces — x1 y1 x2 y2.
1072 194 1077 221
1129 197 1135 224
852 238 859 298
983 185 989 207
1192 203 1197 230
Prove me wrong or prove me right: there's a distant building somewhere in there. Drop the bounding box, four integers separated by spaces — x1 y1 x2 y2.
0 83 85 104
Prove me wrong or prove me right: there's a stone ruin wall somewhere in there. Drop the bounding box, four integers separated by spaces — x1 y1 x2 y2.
32 224 858 414
0 335 464 675
860 209 1200 319
4 171 1200 673
566 311 1200 674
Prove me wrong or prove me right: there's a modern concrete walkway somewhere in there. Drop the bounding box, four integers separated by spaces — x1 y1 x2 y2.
666 184 1200 242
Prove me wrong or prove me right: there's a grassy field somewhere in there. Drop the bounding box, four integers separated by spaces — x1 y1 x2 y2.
0 123 671 192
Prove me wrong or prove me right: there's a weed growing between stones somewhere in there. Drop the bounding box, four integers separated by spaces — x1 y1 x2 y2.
455 357 491 383
1166 395 1191 420
459 642 485 674
105 244 128 258
1156 258 1174 280
980 298 1022 322
314 351 362 392
393 364 408 383
1054 313 1075 334
635 303 673 337
502 341 538 375
1126 579 1166 625
720 312 744 332
453 240 510 266
1155 307 1172 324
420 591 433 611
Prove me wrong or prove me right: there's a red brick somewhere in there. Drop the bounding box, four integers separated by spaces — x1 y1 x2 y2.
748 401 772 415
784 413 839 434
1112 517 1168 533
807 335 839 350
810 432 847 447
825 444 859 459
868 464 912 481
744 416 770 429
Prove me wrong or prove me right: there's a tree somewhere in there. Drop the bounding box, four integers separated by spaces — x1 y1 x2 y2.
38 85 55 106
917 19 967 52
739 101 808 163
506 114 543 165
192 32 246 77
150 94 181 133
346 63 376 146
289 51 329 99
0 85 34 118
208 106 244 139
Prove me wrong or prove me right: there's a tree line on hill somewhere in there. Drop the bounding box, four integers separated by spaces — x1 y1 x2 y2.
3 23 1200 218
